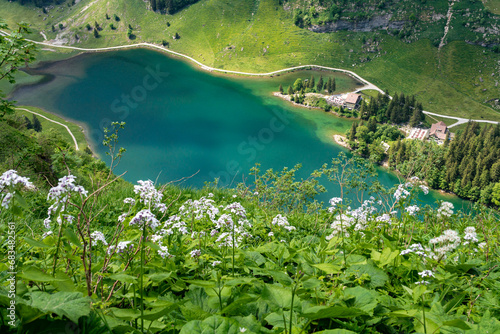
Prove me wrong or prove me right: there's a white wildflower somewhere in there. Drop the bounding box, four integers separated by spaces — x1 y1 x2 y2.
418 270 434 278
129 209 159 230
437 201 454 218
419 185 429 195
405 205 420 216
190 249 201 258
90 231 108 246
158 245 170 258
212 260 222 267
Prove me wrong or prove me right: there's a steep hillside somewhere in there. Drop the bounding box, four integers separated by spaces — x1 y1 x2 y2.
285 0 500 48
0 0 499 121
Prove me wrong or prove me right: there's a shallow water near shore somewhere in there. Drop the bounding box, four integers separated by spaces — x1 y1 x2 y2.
11 48 472 210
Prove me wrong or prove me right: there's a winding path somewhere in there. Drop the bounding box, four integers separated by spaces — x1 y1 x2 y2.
16 107 80 150
2 30 498 128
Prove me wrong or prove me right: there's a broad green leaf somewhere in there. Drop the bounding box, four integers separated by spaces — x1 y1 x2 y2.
343 286 378 315
51 271 77 292
180 315 240 334
109 273 138 284
244 251 266 266
315 330 357 334
179 320 203 334
19 266 63 283
185 280 216 288
147 272 172 283
252 268 293 286
312 263 341 274
443 292 466 313
302 277 322 290
371 247 399 267
110 307 141 321
264 311 288 328
389 309 419 318
14 192 28 210
23 237 51 248
224 277 256 286
442 319 471 330
30 291 90 323
302 305 367 320
261 284 293 310
345 264 388 288
64 228 82 248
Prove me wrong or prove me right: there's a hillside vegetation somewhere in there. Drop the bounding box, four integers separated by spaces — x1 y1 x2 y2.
0 0 499 122
1 114 500 333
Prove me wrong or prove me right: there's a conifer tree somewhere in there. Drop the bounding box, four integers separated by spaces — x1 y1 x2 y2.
24 116 33 130
332 78 336 92
93 28 99 38
32 115 42 132
287 85 293 95
309 76 315 90
279 84 283 94
317 75 324 92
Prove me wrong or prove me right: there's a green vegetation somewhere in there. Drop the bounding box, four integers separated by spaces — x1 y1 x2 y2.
347 120 405 163
483 0 500 14
14 106 87 150
148 0 199 14
1 27 500 333
358 91 425 126
287 0 499 46
2 125 500 332
386 122 500 206
0 0 498 122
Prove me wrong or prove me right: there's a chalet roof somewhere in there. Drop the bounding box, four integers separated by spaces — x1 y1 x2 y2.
345 93 361 104
429 121 448 140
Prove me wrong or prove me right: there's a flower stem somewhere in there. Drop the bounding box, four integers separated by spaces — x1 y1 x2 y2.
140 226 146 332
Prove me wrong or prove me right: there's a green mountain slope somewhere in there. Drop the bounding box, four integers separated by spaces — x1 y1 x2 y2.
0 0 499 121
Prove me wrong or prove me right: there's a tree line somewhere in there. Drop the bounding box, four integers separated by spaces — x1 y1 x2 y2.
280 75 337 96
387 122 500 206
358 91 425 126
148 0 199 14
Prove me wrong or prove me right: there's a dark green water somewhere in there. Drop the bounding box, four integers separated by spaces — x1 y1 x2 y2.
12 49 470 209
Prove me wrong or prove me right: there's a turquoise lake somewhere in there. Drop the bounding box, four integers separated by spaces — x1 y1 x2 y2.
12 48 471 210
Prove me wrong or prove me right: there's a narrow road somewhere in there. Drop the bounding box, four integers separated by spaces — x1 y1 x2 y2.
422 110 498 128
16 107 80 150
2 30 498 128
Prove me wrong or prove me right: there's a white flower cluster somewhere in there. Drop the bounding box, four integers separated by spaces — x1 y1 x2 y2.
0 170 33 211
437 201 454 218
405 205 420 216
271 214 296 232
463 226 479 245
47 175 88 203
415 269 434 285
328 197 343 212
44 175 87 230
129 209 160 230
108 240 134 255
326 214 353 240
190 249 201 258
325 198 380 240
394 184 410 201
123 197 135 205
178 194 219 222
90 231 108 246
419 185 429 195
158 245 171 258
429 229 461 256
402 226 483 261
133 180 166 212
400 243 429 257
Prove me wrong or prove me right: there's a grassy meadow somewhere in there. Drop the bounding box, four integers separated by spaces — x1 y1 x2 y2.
0 0 499 122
